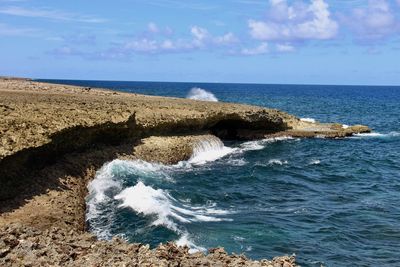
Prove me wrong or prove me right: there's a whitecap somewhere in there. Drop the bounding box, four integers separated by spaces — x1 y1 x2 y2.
238 136 295 153
186 87 218 102
115 182 232 227
176 233 206 253
352 132 400 139
227 158 248 166
188 136 236 165
240 140 265 151
268 159 288 165
300 117 316 123
309 159 321 165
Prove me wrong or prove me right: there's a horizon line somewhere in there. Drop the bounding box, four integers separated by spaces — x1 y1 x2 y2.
34 77 400 88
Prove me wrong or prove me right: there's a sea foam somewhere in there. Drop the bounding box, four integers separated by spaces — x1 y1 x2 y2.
353 131 400 139
300 117 316 123
238 136 295 152
114 181 231 252
186 87 218 102
268 159 288 165
86 136 235 251
188 135 236 165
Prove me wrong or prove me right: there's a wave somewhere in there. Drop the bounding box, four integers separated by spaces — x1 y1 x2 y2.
309 159 321 165
227 158 248 166
86 135 297 250
239 136 295 152
268 159 288 165
115 181 231 226
186 87 218 102
300 117 316 123
352 131 400 139
86 149 233 251
188 135 236 165
115 181 231 252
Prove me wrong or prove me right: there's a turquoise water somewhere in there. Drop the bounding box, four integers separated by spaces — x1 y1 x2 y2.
40 80 400 266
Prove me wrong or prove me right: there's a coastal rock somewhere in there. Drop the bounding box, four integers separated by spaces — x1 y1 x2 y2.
0 224 297 267
0 78 370 266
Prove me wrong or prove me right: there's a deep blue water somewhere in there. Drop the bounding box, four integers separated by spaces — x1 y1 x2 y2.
40 79 400 267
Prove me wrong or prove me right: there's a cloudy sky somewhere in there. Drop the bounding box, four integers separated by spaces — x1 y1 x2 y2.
1 0 400 85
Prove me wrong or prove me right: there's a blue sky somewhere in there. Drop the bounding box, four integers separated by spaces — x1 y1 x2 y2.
0 0 400 85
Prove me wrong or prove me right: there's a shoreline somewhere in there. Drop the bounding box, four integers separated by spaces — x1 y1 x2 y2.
0 78 370 266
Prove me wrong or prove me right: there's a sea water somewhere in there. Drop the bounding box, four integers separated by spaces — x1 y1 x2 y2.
39 79 400 267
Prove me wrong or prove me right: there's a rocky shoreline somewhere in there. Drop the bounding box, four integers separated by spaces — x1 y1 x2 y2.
0 78 370 266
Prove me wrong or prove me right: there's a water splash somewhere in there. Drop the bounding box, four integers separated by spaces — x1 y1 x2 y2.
186 87 218 102
352 132 400 139
188 135 236 165
300 117 316 123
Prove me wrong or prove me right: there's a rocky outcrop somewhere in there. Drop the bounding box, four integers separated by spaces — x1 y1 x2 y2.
0 78 371 266
0 224 296 267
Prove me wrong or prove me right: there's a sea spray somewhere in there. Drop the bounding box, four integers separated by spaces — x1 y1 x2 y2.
86 137 235 251
186 87 218 102
268 159 288 166
188 135 236 165
238 136 295 152
352 132 400 139
300 118 316 123
85 135 299 252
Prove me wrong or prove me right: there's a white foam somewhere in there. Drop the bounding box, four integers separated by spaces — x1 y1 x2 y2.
353 132 400 138
186 87 218 102
227 158 248 166
240 140 265 151
300 117 316 123
309 159 321 165
188 136 236 165
114 181 231 226
238 136 295 152
268 159 288 165
342 124 349 129
112 181 232 252
176 233 206 253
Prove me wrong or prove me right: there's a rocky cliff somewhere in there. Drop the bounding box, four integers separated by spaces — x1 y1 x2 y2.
0 78 370 266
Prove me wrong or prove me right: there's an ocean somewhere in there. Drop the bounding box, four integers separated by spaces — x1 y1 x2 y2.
39 79 400 267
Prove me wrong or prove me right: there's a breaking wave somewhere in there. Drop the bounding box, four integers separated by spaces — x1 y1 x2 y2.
86 134 298 251
309 159 321 165
268 159 288 166
352 132 400 139
86 135 236 251
188 135 236 165
238 136 295 152
186 87 218 102
115 181 231 227
300 118 316 123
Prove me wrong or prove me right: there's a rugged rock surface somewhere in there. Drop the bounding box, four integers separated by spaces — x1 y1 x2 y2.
0 78 371 266
0 224 296 267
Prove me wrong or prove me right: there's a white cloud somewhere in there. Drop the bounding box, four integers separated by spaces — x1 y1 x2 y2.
147 22 159 33
119 25 240 55
0 6 105 23
106 25 241 56
276 43 295 52
344 0 398 40
123 38 159 53
191 26 209 41
214 32 238 45
241 42 269 55
248 0 338 41
0 23 39 36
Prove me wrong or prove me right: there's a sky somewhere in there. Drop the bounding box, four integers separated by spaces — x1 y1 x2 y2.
0 0 400 85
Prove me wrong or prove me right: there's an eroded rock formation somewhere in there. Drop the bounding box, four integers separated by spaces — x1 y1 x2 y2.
0 78 370 266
